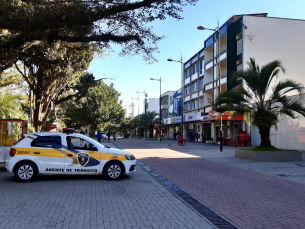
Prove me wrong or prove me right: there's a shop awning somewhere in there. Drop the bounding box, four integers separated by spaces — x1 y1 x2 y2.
219 115 244 120
201 117 215 122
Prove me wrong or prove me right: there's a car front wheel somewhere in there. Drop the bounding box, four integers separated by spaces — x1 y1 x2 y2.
103 161 123 180
14 162 37 182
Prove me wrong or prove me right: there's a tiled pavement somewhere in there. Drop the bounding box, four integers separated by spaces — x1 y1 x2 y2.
114 138 305 229
0 161 215 228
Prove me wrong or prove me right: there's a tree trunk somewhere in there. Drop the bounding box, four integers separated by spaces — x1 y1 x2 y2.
259 127 272 147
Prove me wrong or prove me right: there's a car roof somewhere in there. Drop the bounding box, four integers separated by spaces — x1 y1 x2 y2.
24 132 84 138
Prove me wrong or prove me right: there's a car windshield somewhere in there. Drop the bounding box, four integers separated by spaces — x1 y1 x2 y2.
78 135 106 148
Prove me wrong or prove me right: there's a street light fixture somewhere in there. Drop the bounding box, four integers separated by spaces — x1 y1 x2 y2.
167 56 184 145
150 77 162 143
197 21 223 151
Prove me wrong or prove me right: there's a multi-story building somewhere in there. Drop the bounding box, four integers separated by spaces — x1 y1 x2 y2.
180 13 305 144
182 47 206 141
162 89 183 138
146 98 159 113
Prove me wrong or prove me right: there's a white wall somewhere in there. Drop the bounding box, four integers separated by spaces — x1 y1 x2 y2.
243 16 305 96
147 98 159 113
252 113 305 151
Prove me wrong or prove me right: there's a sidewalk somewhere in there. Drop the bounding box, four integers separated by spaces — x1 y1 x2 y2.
115 138 305 229
0 142 216 229
116 138 305 184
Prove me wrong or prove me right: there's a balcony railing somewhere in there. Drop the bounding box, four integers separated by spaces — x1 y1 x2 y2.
184 77 190 85
191 72 198 82
205 82 213 91
205 60 213 70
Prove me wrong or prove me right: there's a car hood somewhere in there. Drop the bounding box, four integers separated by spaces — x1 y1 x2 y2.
107 147 129 155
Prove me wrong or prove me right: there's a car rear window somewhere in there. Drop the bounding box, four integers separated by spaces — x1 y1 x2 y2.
31 136 62 148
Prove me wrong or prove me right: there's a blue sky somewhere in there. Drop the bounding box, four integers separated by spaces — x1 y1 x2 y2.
88 0 305 115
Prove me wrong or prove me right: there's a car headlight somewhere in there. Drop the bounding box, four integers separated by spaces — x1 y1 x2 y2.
125 154 136 160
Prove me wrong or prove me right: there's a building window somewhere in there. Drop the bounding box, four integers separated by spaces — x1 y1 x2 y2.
192 64 196 75
195 81 198 91
200 78 204 90
192 83 195 93
185 68 189 79
193 100 196 110
200 59 204 73
200 98 204 108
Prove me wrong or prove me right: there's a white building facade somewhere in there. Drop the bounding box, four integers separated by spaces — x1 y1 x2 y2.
179 13 305 146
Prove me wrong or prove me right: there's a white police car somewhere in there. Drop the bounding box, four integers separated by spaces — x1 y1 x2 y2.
6 132 136 181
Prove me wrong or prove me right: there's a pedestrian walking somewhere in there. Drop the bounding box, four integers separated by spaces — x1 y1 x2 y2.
202 132 205 143
195 132 199 142
96 130 102 143
113 133 116 142
107 132 111 142
173 131 177 140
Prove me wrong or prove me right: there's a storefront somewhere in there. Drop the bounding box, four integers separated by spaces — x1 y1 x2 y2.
203 111 244 143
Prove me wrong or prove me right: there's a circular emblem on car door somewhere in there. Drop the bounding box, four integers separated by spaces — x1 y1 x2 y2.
77 153 90 166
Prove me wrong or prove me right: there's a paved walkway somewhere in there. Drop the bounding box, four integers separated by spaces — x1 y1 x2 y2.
0 153 214 229
114 138 305 229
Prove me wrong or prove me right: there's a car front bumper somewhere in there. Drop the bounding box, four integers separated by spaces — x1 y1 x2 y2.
123 159 137 174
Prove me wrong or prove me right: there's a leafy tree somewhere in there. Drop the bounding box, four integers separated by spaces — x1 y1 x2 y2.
118 118 131 134
0 0 198 72
0 69 23 88
0 88 25 119
214 58 305 148
15 41 94 132
62 81 124 136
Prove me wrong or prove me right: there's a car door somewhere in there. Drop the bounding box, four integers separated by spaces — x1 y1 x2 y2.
29 135 66 174
64 136 101 174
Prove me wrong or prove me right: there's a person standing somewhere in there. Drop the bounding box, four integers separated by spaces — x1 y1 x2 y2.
202 132 205 143
96 131 102 143
113 133 117 142
107 132 111 142
173 132 177 140
195 132 199 142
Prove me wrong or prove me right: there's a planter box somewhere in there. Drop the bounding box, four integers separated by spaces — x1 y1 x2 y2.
235 149 302 162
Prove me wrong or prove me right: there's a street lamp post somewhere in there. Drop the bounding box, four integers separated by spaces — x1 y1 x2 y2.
197 21 223 151
167 57 184 146
150 77 162 143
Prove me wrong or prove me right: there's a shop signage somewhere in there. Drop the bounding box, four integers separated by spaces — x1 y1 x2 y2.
209 110 217 117
187 115 194 120
176 117 181 123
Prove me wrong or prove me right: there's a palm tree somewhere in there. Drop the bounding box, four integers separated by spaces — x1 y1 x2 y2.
137 111 160 137
214 58 305 148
